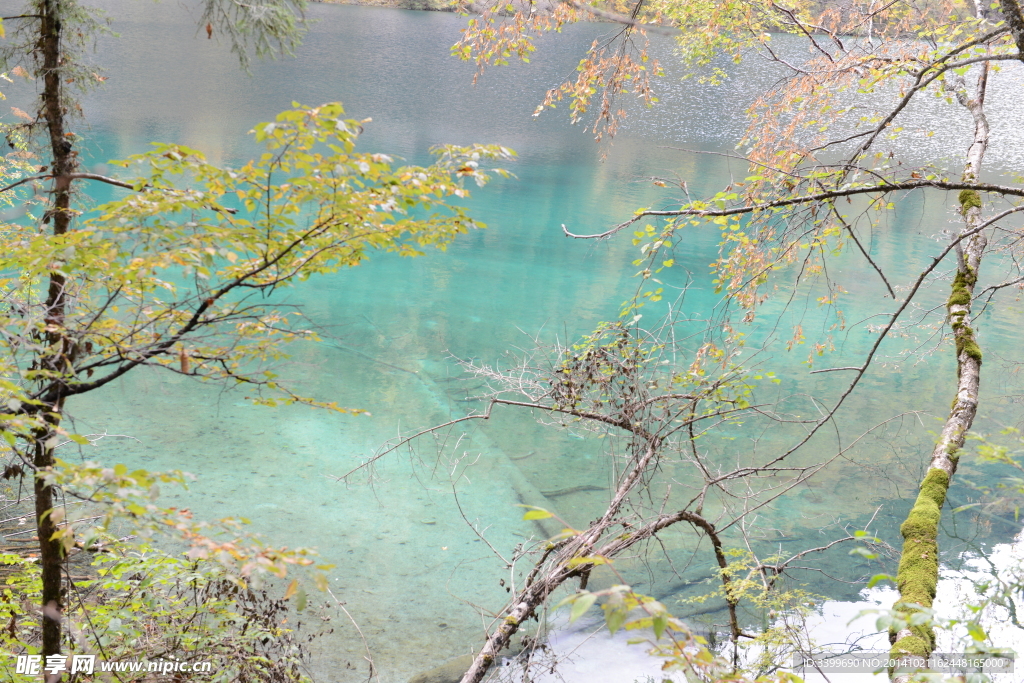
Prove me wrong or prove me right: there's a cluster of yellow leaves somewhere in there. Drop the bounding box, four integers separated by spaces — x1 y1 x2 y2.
0 103 514 425
452 2 581 73
453 1 662 140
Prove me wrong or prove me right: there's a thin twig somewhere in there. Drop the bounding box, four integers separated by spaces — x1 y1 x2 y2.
808 366 862 374
327 588 379 683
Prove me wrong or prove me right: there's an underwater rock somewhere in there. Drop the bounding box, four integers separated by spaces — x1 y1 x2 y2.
407 654 474 683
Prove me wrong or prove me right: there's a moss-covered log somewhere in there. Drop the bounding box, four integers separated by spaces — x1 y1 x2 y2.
890 468 949 658
889 62 990 683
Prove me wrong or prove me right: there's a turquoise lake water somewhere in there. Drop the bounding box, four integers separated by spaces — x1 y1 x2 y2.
7 2 1024 680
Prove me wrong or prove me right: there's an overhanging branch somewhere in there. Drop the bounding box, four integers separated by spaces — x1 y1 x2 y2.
564 178 1024 240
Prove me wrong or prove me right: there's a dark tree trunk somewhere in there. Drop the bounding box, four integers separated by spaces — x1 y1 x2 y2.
999 0 1024 57
33 435 63 663
33 0 79 667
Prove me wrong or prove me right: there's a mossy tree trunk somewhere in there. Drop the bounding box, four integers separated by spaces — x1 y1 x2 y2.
889 63 990 680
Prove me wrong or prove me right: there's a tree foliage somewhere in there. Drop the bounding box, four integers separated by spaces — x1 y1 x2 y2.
1 541 328 682
0 103 511 422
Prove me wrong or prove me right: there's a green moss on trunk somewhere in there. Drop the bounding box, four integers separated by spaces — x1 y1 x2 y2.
890 468 950 661
956 334 983 363
958 189 982 213
950 268 976 297
948 270 981 364
892 635 930 659
947 288 971 308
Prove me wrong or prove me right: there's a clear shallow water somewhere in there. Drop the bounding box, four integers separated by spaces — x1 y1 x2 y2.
6 3 1024 679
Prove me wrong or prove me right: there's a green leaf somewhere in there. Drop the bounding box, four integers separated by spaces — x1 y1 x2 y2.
908 612 931 627
569 592 597 623
605 606 627 635
652 611 669 639
866 574 894 588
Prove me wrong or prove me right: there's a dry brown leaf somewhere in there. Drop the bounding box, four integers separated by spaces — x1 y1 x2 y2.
10 107 32 122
